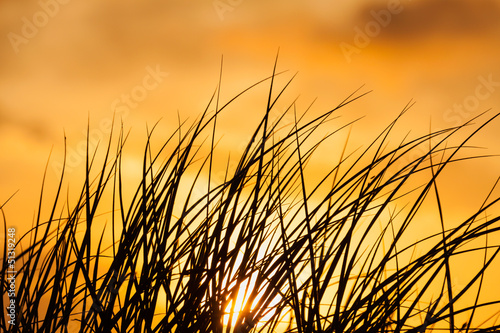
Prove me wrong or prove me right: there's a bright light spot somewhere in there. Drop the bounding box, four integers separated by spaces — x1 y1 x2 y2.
223 274 257 327
222 274 284 330
216 244 291 330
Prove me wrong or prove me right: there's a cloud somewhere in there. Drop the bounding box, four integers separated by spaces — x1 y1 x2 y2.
0 107 52 141
356 0 500 40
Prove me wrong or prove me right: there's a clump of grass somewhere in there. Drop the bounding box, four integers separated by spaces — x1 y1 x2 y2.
2 60 500 333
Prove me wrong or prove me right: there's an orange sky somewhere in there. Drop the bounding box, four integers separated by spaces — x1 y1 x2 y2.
2 0 500 329
1 0 500 260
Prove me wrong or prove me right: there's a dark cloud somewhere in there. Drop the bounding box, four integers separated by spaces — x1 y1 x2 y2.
356 0 500 39
0 107 52 141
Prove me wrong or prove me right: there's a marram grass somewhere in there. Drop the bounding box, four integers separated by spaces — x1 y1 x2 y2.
2 63 500 333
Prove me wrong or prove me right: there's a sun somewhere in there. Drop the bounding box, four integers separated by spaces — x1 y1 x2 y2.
221 251 287 330
223 274 257 328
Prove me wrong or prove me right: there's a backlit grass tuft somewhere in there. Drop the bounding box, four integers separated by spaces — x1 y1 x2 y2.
2 61 500 332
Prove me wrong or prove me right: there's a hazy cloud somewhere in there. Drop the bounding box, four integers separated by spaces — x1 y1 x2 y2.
356 0 500 40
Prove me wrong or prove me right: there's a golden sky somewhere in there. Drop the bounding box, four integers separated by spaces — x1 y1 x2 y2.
1 0 500 239
2 1 500 330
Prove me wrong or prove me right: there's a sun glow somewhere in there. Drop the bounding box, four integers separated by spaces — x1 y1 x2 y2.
222 272 285 330
221 249 285 330
223 273 257 327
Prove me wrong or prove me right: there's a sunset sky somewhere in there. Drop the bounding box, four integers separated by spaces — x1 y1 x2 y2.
2 0 500 249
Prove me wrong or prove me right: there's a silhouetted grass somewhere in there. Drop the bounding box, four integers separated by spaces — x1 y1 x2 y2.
2 60 500 332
